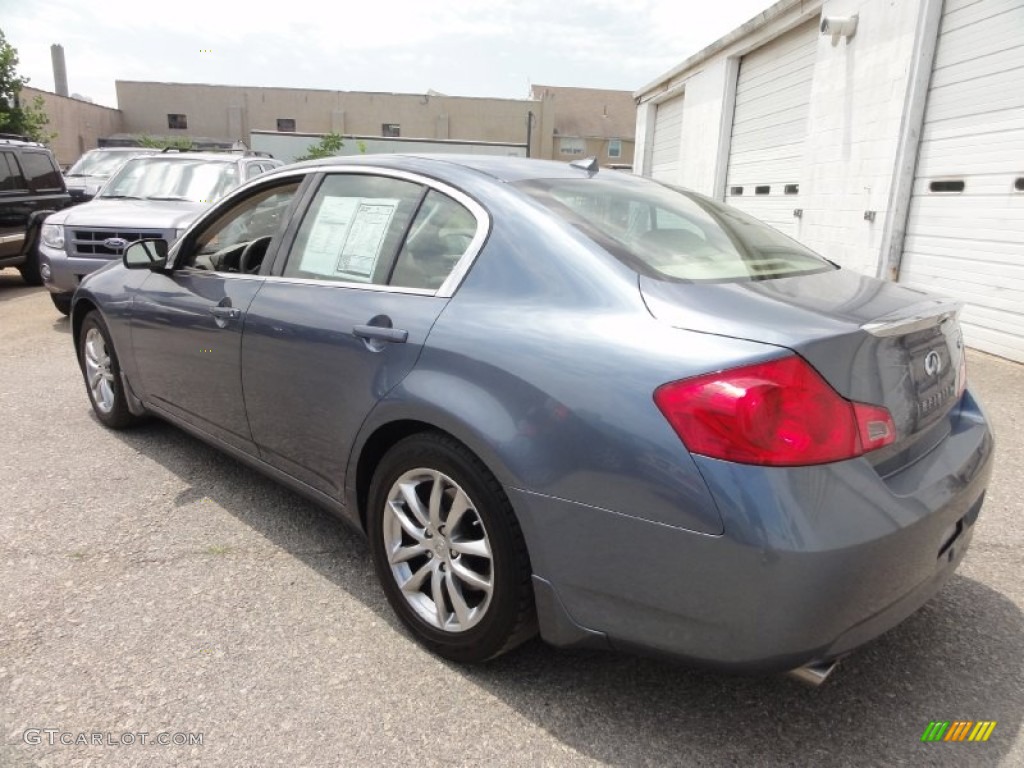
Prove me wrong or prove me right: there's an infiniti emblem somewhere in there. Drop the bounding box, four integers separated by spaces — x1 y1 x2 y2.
103 237 129 251
924 350 943 376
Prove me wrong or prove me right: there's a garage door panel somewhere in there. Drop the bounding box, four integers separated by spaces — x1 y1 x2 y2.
922 114 1024 143
736 45 818 94
924 69 1024 122
650 94 684 182
930 47 1024 89
933 8 1024 67
901 0 1024 362
726 17 816 210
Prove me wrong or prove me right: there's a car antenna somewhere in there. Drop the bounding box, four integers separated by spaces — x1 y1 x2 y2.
569 156 599 176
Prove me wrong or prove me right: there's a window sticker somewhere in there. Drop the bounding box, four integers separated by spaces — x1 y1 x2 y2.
300 196 399 281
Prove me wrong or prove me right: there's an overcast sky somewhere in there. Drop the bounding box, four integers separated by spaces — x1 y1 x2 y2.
3 0 772 108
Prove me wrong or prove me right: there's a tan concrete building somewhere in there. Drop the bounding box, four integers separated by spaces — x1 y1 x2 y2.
115 81 555 159
530 85 636 167
22 86 125 166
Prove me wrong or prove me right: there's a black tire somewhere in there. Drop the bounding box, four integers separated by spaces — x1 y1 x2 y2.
368 432 536 662
77 311 140 429
17 238 43 286
50 293 72 316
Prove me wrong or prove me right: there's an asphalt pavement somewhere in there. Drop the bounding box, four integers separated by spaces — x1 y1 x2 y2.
1 269 1021 767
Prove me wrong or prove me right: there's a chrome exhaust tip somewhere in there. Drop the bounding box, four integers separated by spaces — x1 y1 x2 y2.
787 659 838 687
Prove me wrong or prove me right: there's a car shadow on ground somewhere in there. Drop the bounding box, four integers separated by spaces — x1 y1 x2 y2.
113 419 1022 767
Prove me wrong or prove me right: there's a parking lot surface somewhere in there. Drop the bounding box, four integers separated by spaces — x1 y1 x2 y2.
1 269 1022 767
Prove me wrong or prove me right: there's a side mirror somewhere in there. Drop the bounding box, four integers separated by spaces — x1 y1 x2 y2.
123 239 169 270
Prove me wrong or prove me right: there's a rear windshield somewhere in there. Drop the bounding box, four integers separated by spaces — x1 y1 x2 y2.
516 178 834 282
67 150 149 178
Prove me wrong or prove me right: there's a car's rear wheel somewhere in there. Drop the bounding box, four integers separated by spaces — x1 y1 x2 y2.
50 293 72 316
78 311 140 429
368 432 536 662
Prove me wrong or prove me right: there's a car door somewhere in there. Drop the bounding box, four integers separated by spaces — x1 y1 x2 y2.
240 171 487 498
130 175 306 452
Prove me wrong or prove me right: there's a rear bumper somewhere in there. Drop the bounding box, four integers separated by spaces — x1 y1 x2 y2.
38 243 116 294
513 390 994 672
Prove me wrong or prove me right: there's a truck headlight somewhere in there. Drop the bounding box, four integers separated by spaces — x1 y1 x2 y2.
41 224 65 250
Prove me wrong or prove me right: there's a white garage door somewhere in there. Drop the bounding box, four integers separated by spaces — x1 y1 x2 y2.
649 94 684 182
725 19 817 235
900 0 1024 362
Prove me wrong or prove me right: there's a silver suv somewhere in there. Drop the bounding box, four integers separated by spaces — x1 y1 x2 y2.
39 150 282 314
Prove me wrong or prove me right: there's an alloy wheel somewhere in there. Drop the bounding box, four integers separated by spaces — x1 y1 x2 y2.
383 468 494 632
83 327 116 413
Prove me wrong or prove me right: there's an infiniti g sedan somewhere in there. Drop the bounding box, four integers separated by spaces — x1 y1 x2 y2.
70 155 993 684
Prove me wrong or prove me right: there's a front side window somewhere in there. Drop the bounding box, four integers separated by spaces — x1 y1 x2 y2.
101 158 239 203
20 151 63 192
517 178 834 282
182 181 302 272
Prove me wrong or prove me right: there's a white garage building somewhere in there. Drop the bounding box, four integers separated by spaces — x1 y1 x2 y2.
635 0 1024 362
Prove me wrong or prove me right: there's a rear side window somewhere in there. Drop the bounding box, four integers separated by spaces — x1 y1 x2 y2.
19 151 64 192
391 189 477 290
517 178 833 282
0 152 28 192
284 174 424 285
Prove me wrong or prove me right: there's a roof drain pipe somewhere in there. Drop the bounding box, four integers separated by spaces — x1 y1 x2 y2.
876 0 944 282
787 659 839 687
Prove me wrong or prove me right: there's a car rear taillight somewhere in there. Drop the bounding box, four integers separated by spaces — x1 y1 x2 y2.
653 355 896 466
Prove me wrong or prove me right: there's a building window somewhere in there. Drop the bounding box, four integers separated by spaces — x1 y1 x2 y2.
559 137 584 156
382 123 401 137
608 139 621 159
167 113 188 130
277 118 296 132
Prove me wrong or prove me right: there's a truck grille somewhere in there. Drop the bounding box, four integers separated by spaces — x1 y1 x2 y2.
69 228 167 258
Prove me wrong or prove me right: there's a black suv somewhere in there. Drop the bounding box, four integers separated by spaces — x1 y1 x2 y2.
0 135 71 285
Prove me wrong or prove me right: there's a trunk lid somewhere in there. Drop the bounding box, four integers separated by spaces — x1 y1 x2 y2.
639 268 965 458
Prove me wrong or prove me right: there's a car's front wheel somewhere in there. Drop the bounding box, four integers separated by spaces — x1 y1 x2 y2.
78 311 141 429
368 433 536 662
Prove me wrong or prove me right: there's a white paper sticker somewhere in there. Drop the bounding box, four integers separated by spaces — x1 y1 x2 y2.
299 196 399 281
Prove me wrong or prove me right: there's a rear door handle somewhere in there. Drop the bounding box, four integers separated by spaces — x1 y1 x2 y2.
209 306 242 320
353 325 408 344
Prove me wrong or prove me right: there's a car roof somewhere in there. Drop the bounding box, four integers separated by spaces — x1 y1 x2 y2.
285 153 642 184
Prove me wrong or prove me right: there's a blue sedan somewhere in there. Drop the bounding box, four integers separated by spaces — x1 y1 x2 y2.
70 155 993 684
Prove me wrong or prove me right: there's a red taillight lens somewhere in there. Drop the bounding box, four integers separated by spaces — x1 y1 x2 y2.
654 355 896 466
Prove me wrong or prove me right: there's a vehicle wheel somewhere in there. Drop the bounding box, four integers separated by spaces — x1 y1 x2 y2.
50 293 72 316
17 244 43 286
368 432 536 662
78 311 140 429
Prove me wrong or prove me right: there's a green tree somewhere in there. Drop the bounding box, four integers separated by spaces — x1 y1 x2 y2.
0 28 53 143
295 132 346 161
136 135 196 150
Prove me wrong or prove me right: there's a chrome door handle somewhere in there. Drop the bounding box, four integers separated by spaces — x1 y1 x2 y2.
209 306 242 320
353 325 408 344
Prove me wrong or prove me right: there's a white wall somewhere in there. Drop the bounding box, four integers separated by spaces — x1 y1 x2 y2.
636 0 927 276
